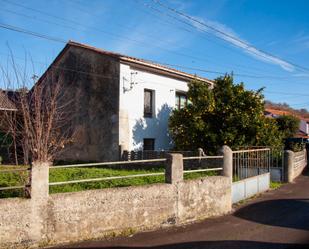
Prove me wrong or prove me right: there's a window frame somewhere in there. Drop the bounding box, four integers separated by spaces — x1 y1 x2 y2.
175 91 188 110
144 89 155 118
143 138 155 151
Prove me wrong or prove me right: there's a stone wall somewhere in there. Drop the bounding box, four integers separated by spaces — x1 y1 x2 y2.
0 178 231 248
293 150 307 178
284 149 307 182
49 45 120 162
0 153 232 249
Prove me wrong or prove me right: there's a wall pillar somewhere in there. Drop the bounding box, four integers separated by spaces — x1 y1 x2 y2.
165 153 183 184
30 161 50 200
284 150 294 183
197 148 205 157
220 145 233 182
29 161 50 243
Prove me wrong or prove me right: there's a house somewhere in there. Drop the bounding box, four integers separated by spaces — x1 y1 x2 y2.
0 90 17 129
37 41 212 162
0 91 17 112
265 108 309 141
0 90 17 162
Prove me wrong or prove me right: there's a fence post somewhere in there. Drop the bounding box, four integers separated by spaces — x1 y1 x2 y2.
28 161 50 242
30 161 50 200
284 150 294 183
220 145 233 182
165 153 183 184
198 148 205 157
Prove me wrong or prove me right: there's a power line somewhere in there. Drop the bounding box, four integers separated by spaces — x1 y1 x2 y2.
2 0 301 79
4 0 309 83
1 22 309 88
152 0 309 74
1 49 309 101
0 23 66 43
264 90 309 97
0 5 216 68
135 0 309 79
0 0 217 66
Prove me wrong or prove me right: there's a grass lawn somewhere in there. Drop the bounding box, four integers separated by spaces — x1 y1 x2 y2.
0 165 30 198
0 164 218 198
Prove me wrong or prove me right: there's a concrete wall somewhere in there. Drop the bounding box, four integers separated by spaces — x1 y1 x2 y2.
51 45 120 162
0 178 231 248
284 149 307 182
0 155 231 249
0 198 33 248
232 173 270 204
119 63 189 151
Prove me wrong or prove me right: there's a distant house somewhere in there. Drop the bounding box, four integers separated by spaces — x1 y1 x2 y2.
36 41 213 162
0 91 17 162
0 90 17 129
0 91 17 112
265 108 309 141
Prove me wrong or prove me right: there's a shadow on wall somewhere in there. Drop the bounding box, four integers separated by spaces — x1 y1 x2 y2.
53 240 309 249
132 104 173 150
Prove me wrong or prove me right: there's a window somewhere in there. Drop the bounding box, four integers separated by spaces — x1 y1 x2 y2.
143 138 155 151
175 92 188 110
144 89 154 117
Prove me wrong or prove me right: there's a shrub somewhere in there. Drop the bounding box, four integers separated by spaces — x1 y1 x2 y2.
169 74 283 154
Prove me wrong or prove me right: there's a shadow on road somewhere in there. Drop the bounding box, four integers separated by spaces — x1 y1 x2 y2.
234 199 309 231
57 240 309 249
233 167 309 231
302 168 309 176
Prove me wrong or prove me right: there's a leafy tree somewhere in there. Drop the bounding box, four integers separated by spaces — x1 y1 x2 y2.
169 75 283 154
275 115 300 139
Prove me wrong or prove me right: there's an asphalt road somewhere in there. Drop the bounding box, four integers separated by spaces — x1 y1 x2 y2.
52 171 309 249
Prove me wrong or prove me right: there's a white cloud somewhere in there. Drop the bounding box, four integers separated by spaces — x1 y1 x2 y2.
185 15 295 72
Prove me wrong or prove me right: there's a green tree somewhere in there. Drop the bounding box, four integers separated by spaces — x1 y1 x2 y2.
275 115 300 139
169 75 283 154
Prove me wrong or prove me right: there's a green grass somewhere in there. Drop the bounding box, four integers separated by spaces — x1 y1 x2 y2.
49 166 166 194
184 170 218 180
0 165 29 198
0 165 219 197
270 181 283 190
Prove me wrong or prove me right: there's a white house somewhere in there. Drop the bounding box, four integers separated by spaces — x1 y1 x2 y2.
265 108 309 141
37 41 212 162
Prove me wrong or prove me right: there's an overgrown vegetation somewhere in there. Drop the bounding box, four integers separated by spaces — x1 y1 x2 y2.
169 75 283 154
275 115 300 139
1 57 76 165
285 141 306 152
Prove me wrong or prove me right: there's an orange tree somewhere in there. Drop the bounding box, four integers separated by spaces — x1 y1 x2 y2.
275 115 300 139
169 75 283 154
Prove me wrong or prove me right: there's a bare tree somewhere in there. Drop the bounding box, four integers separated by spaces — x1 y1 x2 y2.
0 56 75 165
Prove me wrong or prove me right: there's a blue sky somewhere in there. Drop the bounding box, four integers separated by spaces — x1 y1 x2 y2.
0 0 309 109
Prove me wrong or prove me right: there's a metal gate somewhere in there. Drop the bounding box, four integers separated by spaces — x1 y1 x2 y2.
233 146 284 182
232 148 271 203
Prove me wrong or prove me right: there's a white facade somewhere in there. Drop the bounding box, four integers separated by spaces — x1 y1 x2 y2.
299 119 309 135
119 63 189 151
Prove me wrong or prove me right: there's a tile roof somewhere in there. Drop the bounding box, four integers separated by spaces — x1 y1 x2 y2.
67 41 213 84
265 108 309 123
0 91 17 111
264 108 292 117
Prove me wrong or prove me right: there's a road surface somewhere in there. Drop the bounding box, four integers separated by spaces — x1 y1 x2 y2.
52 171 309 249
